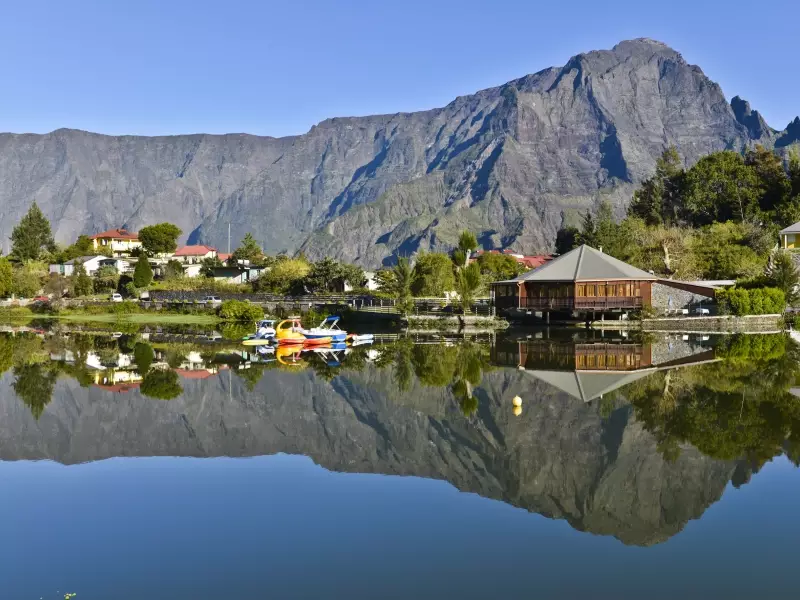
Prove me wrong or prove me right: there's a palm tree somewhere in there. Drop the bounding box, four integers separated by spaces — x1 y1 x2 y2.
454 262 482 315
392 257 414 316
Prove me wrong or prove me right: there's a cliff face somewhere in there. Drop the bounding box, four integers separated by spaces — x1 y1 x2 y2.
1 38 793 266
0 364 735 546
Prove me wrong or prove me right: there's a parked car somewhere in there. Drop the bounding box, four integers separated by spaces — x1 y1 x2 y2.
694 307 710 316
32 295 50 303
202 295 222 306
110 293 124 303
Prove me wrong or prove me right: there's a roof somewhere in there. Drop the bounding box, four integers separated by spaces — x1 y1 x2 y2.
65 255 105 265
525 369 655 402
471 249 552 269
509 245 657 283
780 221 800 234
89 228 138 240
217 253 232 262
174 245 217 257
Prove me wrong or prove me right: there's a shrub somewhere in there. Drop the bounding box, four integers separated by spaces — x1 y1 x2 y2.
218 299 263 322
717 287 785 315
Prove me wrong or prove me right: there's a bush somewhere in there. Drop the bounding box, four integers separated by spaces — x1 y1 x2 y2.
218 299 263 322
717 287 785 315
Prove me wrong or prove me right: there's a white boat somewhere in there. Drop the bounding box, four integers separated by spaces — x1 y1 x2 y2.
303 316 348 343
242 319 276 345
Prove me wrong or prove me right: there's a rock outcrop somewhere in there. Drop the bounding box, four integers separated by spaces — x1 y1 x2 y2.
1 38 794 266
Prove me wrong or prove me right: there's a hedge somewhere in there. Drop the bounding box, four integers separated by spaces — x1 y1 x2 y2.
717 287 785 315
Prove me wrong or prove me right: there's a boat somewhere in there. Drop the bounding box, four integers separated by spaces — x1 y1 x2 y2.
242 338 274 346
274 317 333 346
347 333 374 343
303 316 348 343
242 320 276 345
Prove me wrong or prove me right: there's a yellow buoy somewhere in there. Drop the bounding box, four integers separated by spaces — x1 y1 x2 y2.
513 406 522 417
512 395 522 407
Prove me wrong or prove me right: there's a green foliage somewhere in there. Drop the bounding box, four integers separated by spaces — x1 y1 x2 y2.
475 252 525 283
717 287 785 315
303 257 347 294
13 363 58 419
454 262 483 313
140 368 183 400
72 262 93 297
684 151 763 224
411 252 455 296
11 201 56 261
765 251 800 304
392 257 414 316
133 255 153 288
0 257 13 298
133 342 154 374
199 256 223 278
691 222 765 280
218 300 262 322
12 261 46 297
56 234 100 263
231 233 264 265
163 260 184 281
138 223 182 255
555 226 579 254
628 147 684 225
254 257 310 294
372 269 397 296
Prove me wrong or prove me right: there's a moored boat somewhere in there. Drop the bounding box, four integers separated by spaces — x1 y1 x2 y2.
303 316 348 343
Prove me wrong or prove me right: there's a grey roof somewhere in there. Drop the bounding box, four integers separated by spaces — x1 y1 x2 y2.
513 245 657 282
65 255 105 265
524 369 655 402
780 221 800 234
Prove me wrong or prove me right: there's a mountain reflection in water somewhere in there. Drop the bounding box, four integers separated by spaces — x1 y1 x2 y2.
1 327 800 547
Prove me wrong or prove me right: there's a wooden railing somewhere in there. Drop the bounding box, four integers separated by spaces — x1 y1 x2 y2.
520 297 643 310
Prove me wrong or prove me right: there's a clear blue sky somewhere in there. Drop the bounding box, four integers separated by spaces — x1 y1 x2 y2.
1 0 797 137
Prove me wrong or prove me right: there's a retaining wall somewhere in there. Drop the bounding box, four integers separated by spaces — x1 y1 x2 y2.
641 314 782 333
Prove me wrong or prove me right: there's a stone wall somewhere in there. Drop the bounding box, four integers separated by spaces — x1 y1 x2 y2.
651 282 715 315
642 314 782 333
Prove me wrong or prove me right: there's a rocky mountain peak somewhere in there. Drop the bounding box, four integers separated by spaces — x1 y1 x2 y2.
0 39 787 266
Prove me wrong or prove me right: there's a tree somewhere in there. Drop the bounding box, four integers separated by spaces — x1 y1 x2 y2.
454 262 483 314
57 234 98 262
475 252 525 282
92 264 119 293
392 257 414 315
303 257 345 294
254 257 310 294
0 257 12 298
411 252 455 296
12 262 46 297
373 268 397 295
789 149 800 198
340 263 366 289
13 363 57 419
72 262 93 297
231 233 264 265
138 223 182 255
11 202 55 261
140 369 183 400
133 342 155 375
163 260 184 281
200 256 223 278
684 151 762 225
133 255 153 288
452 230 478 268
555 226 580 254
745 145 792 214
766 250 800 305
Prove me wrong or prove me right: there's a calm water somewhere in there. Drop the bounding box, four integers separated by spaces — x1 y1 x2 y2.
1 326 799 599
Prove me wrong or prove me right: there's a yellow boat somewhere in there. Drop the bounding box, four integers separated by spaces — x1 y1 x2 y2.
274 317 306 343
274 317 333 346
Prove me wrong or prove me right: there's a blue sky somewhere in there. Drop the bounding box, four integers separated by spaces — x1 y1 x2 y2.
0 0 797 137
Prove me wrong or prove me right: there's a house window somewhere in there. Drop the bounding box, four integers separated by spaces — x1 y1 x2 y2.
586 284 596 297
576 284 585 297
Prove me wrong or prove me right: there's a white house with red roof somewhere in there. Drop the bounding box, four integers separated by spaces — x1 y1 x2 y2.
172 245 219 277
89 228 142 256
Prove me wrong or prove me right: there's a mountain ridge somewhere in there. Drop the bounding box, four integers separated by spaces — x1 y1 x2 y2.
0 38 796 266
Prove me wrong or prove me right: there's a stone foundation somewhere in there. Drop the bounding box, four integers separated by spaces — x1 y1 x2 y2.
642 314 782 333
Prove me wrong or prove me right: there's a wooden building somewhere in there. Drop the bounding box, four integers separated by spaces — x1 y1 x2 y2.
492 245 658 315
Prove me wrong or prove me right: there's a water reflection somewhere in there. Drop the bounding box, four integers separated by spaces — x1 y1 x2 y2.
2 326 800 546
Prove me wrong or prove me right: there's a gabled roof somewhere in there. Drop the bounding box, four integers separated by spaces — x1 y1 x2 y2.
89 228 139 240
524 369 655 402
780 221 800 234
174 245 217 257
65 255 106 265
511 245 657 282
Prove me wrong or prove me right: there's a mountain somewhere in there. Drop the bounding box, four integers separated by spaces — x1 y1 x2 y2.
0 38 796 267
0 364 737 546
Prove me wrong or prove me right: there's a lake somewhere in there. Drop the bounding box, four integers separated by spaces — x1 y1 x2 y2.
1 325 799 599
